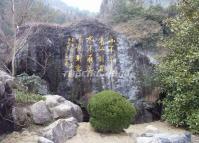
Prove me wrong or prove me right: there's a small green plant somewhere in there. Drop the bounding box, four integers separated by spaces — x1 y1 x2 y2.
88 90 136 133
16 90 46 104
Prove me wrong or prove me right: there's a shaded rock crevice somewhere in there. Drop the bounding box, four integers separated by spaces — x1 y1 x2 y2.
0 70 15 135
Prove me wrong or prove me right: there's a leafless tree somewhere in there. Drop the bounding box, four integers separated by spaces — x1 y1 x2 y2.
10 0 16 76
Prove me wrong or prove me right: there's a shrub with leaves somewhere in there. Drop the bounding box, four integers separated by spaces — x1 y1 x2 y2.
88 90 136 133
156 0 199 133
16 90 45 104
16 73 49 95
187 111 199 134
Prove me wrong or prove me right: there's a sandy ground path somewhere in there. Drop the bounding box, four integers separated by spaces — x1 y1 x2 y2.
1 121 199 143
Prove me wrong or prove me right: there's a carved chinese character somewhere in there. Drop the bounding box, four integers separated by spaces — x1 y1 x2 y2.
99 45 105 51
86 35 94 44
77 36 83 51
99 65 105 73
109 46 114 53
88 45 93 53
72 37 76 43
65 58 68 66
87 65 93 73
76 55 81 62
99 56 104 63
108 37 116 44
99 36 104 45
67 37 72 43
75 64 81 72
109 56 114 62
87 54 93 64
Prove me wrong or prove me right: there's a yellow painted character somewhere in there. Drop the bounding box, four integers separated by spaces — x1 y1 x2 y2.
87 54 93 64
99 65 105 72
76 55 81 62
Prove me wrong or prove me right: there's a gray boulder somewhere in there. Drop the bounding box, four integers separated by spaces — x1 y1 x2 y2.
50 104 72 119
38 137 54 143
14 95 83 125
137 125 191 143
12 106 32 128
45 95 83 122
42 117 78 143
31 101 52 125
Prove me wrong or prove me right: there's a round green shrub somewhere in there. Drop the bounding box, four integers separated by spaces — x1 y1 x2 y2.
88 90 136 133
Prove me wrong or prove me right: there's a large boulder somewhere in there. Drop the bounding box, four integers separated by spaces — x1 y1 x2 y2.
136 125 192 143
15 20 159 123
41 117 78 143
14 95 83 125
30 100 52 125
45 95 83 122
0 70 15 135
137 132 191 143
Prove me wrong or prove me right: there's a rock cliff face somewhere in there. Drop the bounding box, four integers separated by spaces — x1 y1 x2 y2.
0 70 15 135
15 20 159 123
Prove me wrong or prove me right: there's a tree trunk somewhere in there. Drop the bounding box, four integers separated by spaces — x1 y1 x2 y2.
11 0 16 76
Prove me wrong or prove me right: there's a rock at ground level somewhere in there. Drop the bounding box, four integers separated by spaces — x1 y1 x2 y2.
0 121 197 143
0 70 15 135
137 132 191 143
45 95 83 122
12 106 32 129
14 95 83 126
41 117 78 143
38 137 54 143
136 125 191 143
31 101 52 125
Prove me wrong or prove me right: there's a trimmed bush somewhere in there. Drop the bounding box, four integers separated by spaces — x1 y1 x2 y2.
88 90 136 133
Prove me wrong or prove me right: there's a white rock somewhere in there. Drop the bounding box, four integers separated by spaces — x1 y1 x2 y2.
136 137 157 143
38 137 54 143
137 132 192 143
63 100 83 122
42 117 78 143
31 101 52 125
50 104 72 119
45 95 66 108
45 95 83 122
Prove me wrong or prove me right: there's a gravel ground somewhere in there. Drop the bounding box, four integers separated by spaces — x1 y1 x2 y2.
1 121 198 143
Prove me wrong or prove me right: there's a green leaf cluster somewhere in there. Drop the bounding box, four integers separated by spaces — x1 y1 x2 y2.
156 0 199 133
16 90 45 104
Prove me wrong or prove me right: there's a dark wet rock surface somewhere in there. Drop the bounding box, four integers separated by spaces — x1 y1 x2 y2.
0 70 15 135
15 20 159 123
